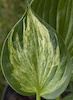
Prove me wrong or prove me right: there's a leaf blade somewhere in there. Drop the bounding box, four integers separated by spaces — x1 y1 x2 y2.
1 6 72 99
57 0 73 80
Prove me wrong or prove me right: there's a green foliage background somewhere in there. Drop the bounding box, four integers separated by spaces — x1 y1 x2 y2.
0 0 73 99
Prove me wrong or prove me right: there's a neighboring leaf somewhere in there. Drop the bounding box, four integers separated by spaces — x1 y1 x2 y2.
1 5 72 100
62 93 73 100
57 0 73 80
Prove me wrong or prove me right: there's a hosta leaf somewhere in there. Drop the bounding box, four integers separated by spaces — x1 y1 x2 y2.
1 6 72 99
62 93 73 100
57 0 73 80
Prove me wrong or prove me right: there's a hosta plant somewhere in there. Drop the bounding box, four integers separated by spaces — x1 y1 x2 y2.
1 0 73 100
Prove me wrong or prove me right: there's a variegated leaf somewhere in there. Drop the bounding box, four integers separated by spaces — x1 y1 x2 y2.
1 6 72 99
